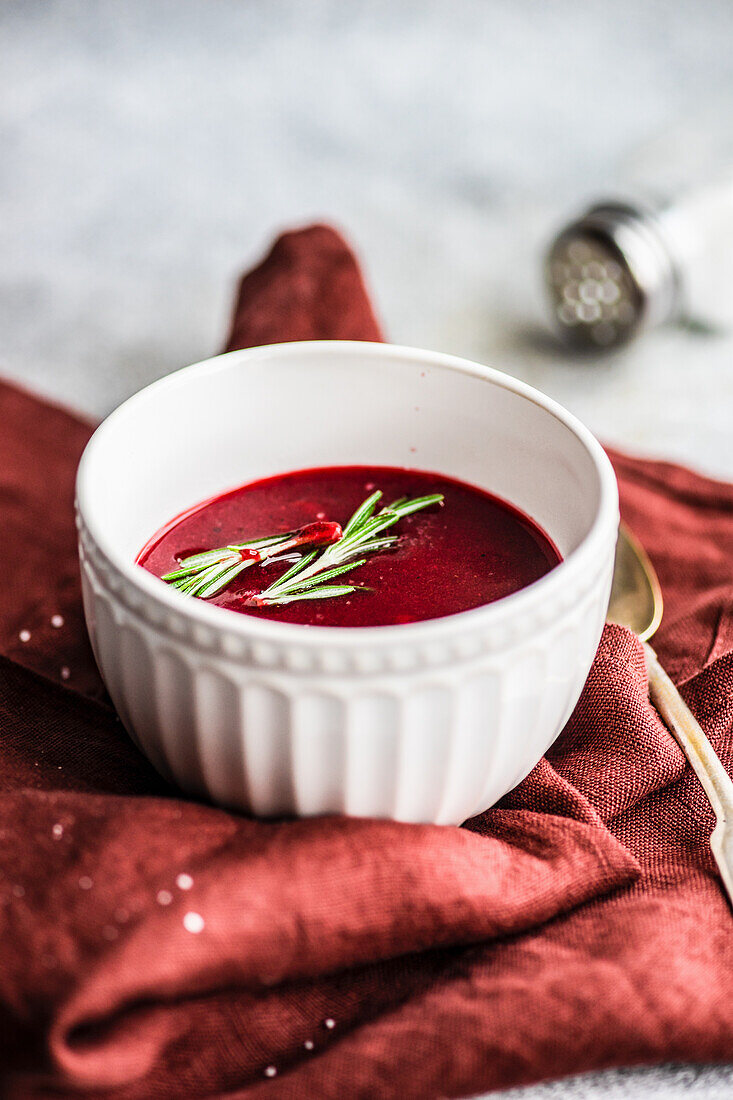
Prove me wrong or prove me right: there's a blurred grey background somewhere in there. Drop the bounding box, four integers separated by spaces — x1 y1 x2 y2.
3 0 733 480
3 2 733 1096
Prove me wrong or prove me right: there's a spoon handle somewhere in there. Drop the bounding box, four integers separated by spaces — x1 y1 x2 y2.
644 642 733 905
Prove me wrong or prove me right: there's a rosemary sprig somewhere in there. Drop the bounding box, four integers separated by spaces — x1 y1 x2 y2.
162 521 342 599
245 490 443 608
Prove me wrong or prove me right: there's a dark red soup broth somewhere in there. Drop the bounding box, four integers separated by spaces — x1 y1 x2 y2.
138 466 561 628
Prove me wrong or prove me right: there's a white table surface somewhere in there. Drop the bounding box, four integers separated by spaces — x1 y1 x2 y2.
3 1 733 1096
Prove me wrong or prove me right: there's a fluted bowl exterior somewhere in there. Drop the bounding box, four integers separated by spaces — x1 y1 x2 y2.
76 342 618 824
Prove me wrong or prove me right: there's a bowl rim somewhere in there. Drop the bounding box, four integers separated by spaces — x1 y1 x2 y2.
76 340 619 648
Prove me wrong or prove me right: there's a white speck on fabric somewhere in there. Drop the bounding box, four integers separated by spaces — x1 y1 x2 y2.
183 911 205 933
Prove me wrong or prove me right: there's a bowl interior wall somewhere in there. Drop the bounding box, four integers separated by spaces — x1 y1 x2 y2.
82 345 602 565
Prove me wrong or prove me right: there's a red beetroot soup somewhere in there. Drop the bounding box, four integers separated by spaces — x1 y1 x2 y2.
138 466 561 627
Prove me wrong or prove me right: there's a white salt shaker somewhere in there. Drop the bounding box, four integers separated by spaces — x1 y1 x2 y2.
546 119 733 349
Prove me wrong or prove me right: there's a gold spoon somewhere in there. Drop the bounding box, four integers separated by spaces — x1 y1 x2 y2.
608 524 733 902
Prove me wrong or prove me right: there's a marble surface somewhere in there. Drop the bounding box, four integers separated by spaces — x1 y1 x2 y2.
3 1 733 1096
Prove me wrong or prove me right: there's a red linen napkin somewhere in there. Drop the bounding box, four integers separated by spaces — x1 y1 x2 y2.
2 225 733 1099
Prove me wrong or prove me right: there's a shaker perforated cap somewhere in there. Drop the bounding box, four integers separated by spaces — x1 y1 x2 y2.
545 202 678 350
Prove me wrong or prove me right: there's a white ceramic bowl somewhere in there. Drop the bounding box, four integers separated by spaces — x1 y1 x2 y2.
76 341 618 824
